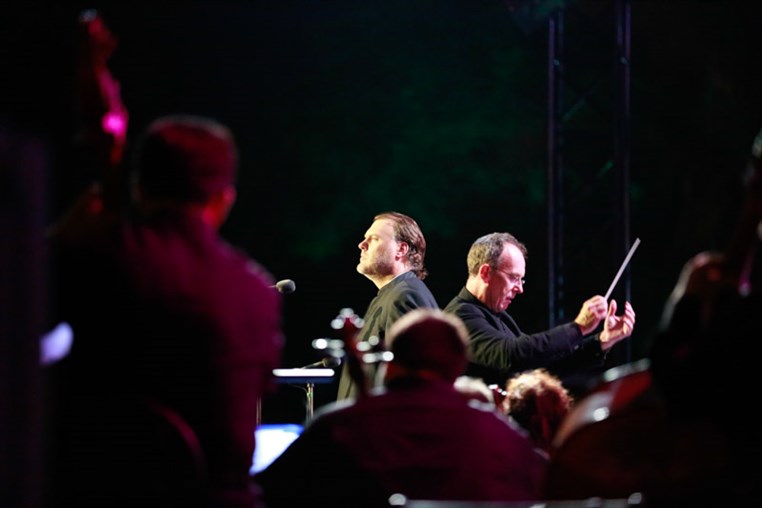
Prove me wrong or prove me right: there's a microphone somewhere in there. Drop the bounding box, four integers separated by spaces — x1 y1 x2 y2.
271 279 296 294
300 357 341 369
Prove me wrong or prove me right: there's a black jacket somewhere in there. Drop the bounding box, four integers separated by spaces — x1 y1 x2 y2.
444 287 605 387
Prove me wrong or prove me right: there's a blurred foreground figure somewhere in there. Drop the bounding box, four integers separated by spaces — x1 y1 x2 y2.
546 128 762 506
45 114 283 507
256 309 546 507
45 15 283 506
500 368 573 459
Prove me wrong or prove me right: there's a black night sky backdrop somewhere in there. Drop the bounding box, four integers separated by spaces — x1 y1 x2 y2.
3 1 762 421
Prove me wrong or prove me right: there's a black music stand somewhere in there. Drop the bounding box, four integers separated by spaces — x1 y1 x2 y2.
272 368 336 423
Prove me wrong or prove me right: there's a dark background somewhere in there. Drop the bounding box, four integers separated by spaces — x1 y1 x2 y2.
3 0 762 423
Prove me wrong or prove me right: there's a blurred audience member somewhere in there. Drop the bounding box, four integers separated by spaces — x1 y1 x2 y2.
454 375 496 406
256 309 546 507
500 368 572 458
545 127 762 506
45 115 283 507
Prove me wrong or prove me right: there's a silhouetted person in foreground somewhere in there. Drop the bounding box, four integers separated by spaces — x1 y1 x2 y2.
45 115 283 507
546 127 762 506
256 308 546 507
500 368 573 459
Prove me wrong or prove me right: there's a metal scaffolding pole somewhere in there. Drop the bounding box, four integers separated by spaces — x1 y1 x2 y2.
614 0 633 361
547 9 565 328
546 0 632 364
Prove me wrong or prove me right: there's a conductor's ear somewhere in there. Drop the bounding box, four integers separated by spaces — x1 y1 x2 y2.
478 264 491 283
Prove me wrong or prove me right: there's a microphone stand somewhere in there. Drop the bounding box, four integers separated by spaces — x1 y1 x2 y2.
270 362 337 424
256 399 262 426
305 382 315 423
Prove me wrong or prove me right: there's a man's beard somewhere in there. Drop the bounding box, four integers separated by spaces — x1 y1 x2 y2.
358 254 394 278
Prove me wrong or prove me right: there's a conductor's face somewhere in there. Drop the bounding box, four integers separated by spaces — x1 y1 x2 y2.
357 219 399 279
484 243 526 313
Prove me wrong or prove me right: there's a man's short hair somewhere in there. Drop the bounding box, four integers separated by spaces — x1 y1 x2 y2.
135 115 237 203
466 232 528 276
386 308 468 382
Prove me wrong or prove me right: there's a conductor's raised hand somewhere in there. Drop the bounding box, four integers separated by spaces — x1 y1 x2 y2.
598 300 636 351
574 295 608 335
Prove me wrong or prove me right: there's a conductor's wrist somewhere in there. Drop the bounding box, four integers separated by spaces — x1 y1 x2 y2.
574 319 595 336
597 330 617 351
